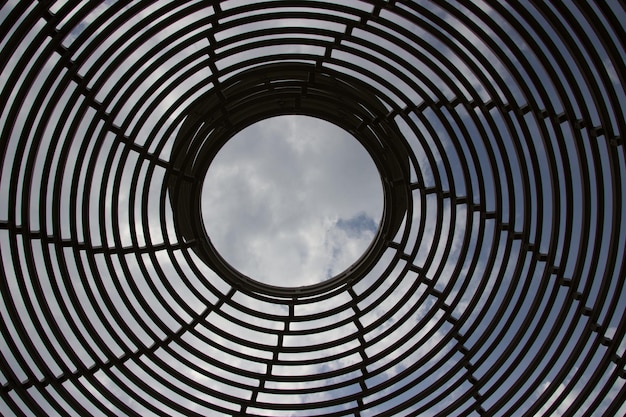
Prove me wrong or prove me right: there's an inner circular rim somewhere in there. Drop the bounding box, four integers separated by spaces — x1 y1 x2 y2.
167 62 411 298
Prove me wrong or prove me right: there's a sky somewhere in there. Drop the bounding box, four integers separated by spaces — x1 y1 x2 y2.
201 115 383 287
0 1 625 416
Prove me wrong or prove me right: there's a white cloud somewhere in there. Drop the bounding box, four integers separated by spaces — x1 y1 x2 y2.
536 380 580 416
201 115 383 287
603 57 621 86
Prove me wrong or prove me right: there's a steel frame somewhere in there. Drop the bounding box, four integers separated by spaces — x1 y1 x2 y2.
0 1 624 416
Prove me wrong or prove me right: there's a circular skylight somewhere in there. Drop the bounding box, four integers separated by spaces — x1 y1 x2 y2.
201 115 383 287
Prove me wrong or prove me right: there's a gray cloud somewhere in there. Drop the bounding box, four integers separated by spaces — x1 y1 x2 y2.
201 115 383 287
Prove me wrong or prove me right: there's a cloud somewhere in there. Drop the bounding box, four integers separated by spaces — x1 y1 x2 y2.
201 115 382 287
536 380 580 416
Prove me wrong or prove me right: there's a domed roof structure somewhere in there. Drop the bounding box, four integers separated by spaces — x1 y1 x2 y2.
1 1 625 415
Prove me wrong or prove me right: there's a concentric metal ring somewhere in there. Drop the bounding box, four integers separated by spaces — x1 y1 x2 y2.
1 1 625 416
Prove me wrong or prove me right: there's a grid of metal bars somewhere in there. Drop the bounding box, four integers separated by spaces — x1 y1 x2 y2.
1 1 625 416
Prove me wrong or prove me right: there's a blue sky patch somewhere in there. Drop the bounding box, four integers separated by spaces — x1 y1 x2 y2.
335 213 378 237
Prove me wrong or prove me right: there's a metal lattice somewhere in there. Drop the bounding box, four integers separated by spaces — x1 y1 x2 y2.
1 1 625 416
